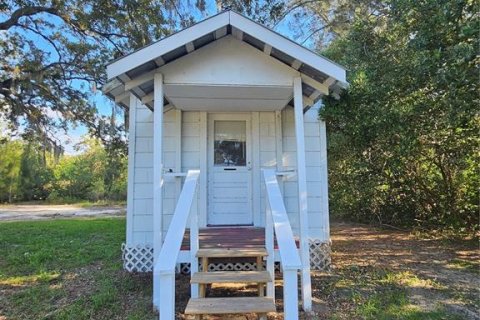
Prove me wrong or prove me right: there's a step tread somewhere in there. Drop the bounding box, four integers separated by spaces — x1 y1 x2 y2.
196 248 268 258
191 271 271 284
185 297 276 315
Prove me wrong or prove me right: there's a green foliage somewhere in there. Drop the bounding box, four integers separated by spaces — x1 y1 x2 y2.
49 139 127 202
0 140 22 202
0 137 127 203
18 142 53 201
321 0 479 233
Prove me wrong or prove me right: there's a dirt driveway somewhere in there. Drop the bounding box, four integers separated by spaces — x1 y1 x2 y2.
0 204 125 221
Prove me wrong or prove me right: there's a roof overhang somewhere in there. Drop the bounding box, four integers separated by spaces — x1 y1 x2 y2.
103 10 348 110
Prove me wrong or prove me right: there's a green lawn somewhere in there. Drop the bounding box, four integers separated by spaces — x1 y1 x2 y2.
0 218 155 320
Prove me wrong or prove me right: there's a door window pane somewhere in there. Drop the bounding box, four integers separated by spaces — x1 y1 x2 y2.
214 121 246 166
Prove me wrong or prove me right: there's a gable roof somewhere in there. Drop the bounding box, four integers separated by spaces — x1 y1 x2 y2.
103 10 347 108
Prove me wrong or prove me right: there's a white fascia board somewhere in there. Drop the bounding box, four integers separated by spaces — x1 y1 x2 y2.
230 11 346 83
107 12 230 80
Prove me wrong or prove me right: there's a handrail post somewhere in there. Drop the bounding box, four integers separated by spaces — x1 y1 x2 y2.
159 273 175 319
265 197 275 298
283 269 299 320
262 169 302 319
190 185 199 298
153 170 200 320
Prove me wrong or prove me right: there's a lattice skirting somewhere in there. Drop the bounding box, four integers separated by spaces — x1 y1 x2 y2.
121 241 331 273
309 239 331 271
178 261 281 274
121 243 154 272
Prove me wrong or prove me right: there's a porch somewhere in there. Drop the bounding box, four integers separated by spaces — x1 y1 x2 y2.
181 227 300 250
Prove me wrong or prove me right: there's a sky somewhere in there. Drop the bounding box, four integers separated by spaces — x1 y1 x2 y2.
6 2 316 155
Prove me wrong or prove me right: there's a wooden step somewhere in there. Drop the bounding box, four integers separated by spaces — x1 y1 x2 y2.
196 248 268 258
191 271 271 284
185 297 276 315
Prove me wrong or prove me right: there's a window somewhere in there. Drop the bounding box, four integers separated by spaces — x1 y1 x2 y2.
214 121 246 166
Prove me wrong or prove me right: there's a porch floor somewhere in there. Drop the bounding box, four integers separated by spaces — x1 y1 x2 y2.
181 227 299 250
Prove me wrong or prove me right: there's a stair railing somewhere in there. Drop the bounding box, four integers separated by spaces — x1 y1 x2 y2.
262 169 302 320
153 169 200 320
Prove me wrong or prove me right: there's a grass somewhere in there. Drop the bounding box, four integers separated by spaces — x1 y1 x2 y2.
356 289 461 320
447 259 480 274
0 218 154 320
381 271 447 290
352 270 459 320
73 200 126 208
312 265 467 320
0 199 126 207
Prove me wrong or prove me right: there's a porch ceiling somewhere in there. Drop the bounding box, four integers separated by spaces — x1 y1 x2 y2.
102 10 348 110
163 84 293 111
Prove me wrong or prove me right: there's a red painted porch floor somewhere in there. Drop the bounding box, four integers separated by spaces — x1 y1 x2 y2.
181 227 299 250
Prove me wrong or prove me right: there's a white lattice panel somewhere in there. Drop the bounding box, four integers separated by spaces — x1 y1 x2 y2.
121 241 331 273
179 262 281 274
309 239 331 271
122 243 154 272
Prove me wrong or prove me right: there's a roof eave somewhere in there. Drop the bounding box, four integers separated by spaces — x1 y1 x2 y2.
106 10 346 83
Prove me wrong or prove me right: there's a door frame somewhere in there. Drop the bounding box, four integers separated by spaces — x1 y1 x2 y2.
207 113 253 226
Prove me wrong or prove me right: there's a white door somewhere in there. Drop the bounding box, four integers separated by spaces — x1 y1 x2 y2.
208 114 252 225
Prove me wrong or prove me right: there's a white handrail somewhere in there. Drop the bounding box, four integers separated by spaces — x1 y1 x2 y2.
262 168 301 320
153 169 200 319
263 169 302 270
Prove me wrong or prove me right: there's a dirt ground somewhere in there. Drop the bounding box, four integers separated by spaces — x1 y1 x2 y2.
324 222 479 319
174 222 479 319
0 204 125 221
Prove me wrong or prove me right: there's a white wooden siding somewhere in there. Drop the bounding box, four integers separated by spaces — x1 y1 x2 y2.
160 36 298 87
281 107 328 239
257 112 278 226
162 110 190 236
130 98 153 244
128 107 329 245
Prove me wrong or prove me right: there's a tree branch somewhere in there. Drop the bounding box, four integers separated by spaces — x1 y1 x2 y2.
0 6 58 30
273 0 318 28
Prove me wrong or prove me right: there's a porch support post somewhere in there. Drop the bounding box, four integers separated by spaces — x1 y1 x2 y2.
126 93 137 245
293 76 312 311
319 107 330 242
153 73 164 263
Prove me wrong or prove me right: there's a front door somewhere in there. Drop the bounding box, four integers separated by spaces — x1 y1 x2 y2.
208 114 252 225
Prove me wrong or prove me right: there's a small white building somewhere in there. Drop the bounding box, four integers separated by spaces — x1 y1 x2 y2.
104 10 346 320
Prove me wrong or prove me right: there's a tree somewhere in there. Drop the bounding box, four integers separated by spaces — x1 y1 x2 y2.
0 0 206 145
215 0 287 26
18 141 53 200
0 140 23 202
321 0 479 232
49 138 127 201
274 0 386 47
